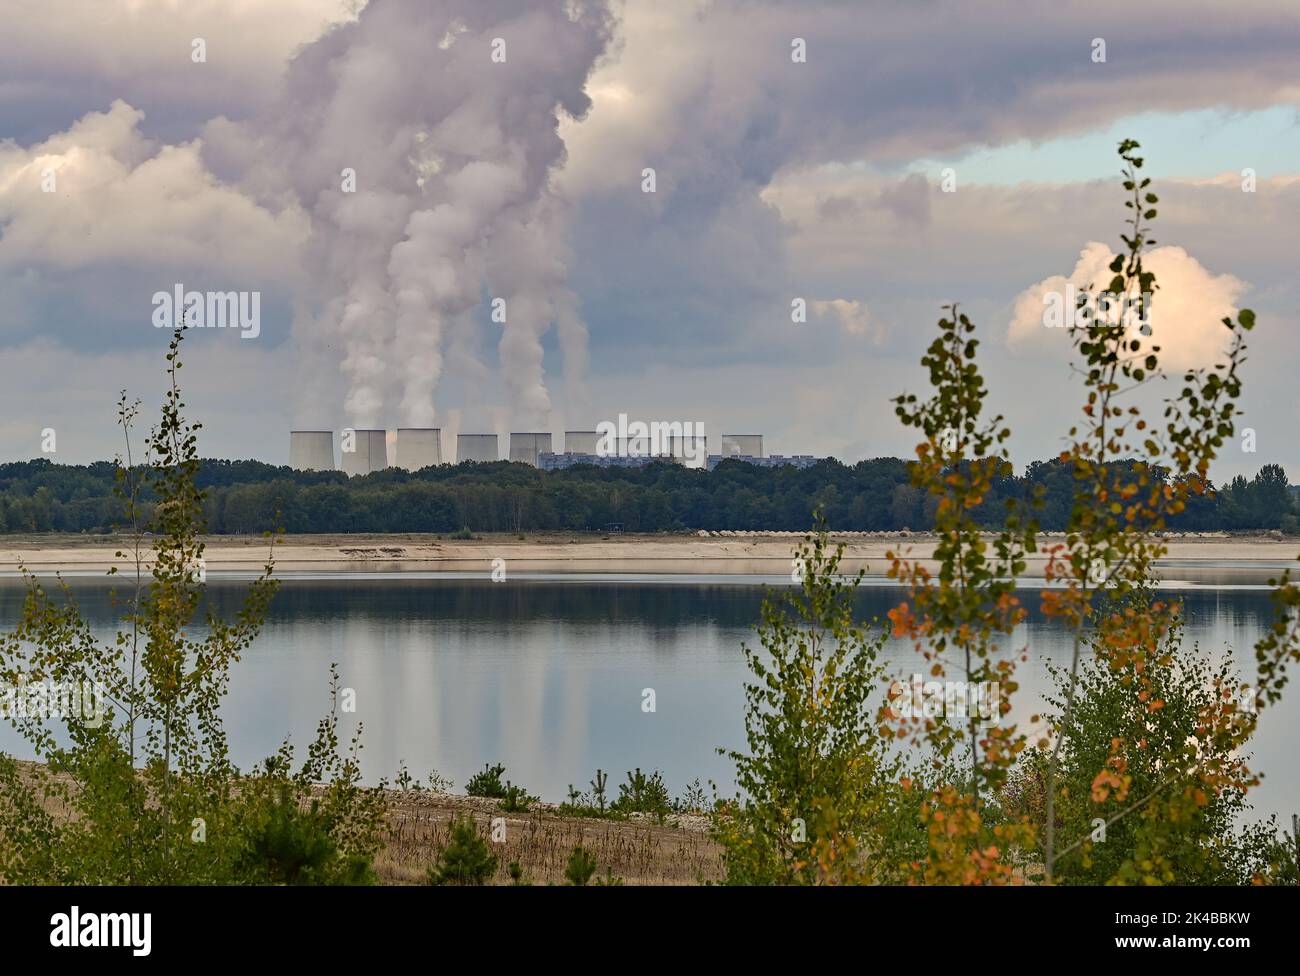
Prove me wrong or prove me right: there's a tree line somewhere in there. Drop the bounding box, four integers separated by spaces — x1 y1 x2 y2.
0 455 1293 535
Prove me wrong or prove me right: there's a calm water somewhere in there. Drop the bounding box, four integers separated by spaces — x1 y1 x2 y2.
0 575 1294 826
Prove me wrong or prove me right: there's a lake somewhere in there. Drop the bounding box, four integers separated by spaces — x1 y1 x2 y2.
0 573 1294 827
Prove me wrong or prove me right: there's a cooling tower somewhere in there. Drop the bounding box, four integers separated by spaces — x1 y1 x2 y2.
616 435 650 458
457 433 500 463
667 435 708 466
564 431 600 455
395 428 442 470
722 434 764 458
509 432 553 466
340 428 388 476
289 430 334 471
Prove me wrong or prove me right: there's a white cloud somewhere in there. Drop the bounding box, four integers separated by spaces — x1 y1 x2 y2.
1008 242 1247 370
0 100 306 278
812 299 882 343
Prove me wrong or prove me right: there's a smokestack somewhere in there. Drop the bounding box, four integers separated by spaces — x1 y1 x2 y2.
509 432 553 466
395 428 442 470
341 428 389 477
289 430 335 471
564 431 600 455
722 434 764 458
457 433 499 464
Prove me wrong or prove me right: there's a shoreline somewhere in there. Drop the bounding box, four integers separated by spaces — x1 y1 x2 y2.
1 532 1297 581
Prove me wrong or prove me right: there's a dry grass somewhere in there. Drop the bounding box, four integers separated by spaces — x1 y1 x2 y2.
7 760 723 885
378 791 723 885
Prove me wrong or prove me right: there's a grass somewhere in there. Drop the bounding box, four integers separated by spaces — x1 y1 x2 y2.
7 759 722 886
377 789 722 885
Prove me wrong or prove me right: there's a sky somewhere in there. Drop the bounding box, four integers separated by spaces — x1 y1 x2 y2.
0 0 1297 482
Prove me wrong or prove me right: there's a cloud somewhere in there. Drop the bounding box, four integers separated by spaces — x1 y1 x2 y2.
556 0 1300 378
562 0 1300 190
878 173 932 227
0 0 356 143
2 0 1300 479
1008 242 1248 370
0 100 306 278
812 299 882 342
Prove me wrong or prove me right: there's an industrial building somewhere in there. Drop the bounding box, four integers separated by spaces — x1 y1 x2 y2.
564 431 601 455
616 435 652 458
540 450 820 472
509 432 553 466
394 428 441 470
286 425 816 473
707 453 817 471
721 434 764 458
289 430 334 472
340 429 389 476
539 452 653 471
457 433 499 463
666 435 708 465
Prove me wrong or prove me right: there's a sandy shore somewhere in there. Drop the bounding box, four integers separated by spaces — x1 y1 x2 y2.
1 532 1297 581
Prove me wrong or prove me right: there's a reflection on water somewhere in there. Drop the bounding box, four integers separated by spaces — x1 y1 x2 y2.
0 576 1293 826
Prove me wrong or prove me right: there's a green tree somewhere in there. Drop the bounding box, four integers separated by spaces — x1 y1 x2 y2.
0 329 388 884
715 524 902 884
1250 464 1291 528
429 818 498 886
1005 595 1294 885
563 845 598 886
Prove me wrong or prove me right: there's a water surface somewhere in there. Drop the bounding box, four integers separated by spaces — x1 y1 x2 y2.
0 574 1293 827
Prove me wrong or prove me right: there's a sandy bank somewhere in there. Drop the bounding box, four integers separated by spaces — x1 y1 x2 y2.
2 532 1297 582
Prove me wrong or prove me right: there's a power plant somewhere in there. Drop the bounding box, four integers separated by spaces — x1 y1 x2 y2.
667 434 708 460
289 430 334 471
457 433 500 463
721 434 763 458
340 429 389 477
289 427 811 474
395 428 441 470
564 431 600 455
538 432 807 471
509 432 553 465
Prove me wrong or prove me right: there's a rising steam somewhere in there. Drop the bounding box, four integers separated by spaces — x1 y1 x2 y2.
259 0 610 428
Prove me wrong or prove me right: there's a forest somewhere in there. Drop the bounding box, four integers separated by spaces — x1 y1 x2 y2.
0 454 1292 535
